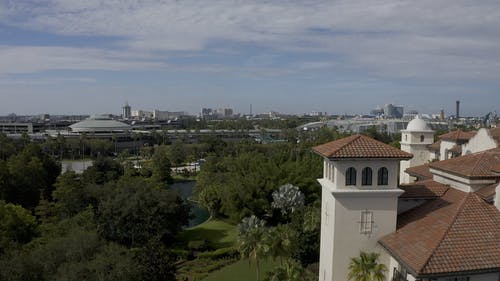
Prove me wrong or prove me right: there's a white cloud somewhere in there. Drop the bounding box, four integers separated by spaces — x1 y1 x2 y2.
1 0 500 81
0 77 96 85
0 46 166 74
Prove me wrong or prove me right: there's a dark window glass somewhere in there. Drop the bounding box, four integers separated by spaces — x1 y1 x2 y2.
362 167 372 186
346 167 357 186
378 167 388 185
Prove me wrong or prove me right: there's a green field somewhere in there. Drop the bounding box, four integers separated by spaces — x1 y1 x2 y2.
202 258 281 281
177 219 237 249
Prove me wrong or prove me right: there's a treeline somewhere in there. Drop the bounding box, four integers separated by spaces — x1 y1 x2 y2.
0 136 190 281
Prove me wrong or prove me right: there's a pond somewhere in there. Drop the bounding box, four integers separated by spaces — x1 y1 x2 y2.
170 181 210 227
61 160 93 174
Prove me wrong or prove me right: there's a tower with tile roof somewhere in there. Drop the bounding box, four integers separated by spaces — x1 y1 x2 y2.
313 134 412 281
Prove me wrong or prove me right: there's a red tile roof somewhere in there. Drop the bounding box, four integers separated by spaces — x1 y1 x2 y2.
380 188 500 277
475 183 497 201
405 164 433 180
427 140 441 152
448 144 462 155
438 130 476 142
312 134 413 159
429 147 500 179
489 127 500 144
399 180 449 199
492 163 500 174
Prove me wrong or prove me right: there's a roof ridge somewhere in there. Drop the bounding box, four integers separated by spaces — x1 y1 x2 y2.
419 192 470 274
470 152 488 176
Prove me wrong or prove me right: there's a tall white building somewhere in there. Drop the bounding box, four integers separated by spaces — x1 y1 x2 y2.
313 135 412 281
399 116 434 184
122 102 131 119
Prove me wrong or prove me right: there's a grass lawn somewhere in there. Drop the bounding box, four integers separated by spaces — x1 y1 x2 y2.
202 258 281 281
177 218 237 249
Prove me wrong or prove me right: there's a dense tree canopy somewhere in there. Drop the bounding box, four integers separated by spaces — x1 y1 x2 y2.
0 144 60 209
195 143 321 222
96 178 190 247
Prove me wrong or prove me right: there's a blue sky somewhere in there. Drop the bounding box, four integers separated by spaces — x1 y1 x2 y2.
0 0 499 116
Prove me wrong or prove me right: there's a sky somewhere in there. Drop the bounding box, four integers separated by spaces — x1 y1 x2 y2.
0 0 499 116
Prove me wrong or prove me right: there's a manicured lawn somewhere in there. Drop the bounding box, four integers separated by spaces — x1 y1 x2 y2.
177 218 237 249
202 258 281 281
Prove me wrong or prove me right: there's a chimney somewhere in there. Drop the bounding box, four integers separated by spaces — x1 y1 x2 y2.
456 100 460 119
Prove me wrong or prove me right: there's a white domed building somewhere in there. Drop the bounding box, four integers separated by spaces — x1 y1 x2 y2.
69 115 131 134
399 116 434 184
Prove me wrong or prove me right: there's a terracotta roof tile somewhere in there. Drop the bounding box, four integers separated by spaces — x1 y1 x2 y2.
429 147 500 179
489 127 500 144
492 163 500 174
312 134 413 159
438 130 476 142
379 189 500 277
399 180 449 199
448 144 462 155
427 140 441 152
475 183 498 201
405 164 433 180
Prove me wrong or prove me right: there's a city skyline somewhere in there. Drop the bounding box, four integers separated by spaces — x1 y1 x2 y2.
1 1 500 116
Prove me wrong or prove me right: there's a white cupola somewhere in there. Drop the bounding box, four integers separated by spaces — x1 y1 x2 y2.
399 116 435 184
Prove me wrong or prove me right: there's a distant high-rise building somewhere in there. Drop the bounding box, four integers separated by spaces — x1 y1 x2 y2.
215 108 233 117
370 108 384 116
122 102 131 119
456 100 460 119
153 110 184 121
383 104 404 118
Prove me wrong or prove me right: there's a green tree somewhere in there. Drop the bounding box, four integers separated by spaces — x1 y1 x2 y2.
0 133 16 160
96 179 190 247
135 237 177 281
197 184 222 217
151 147 173 185
271 184 305 216
264 259 313 281
265 224 298 265
348 251 387 281
82 157 123 185
0 215 142 281
238 215 269 281
52 171 89 218
169 140 187 166
0 200 38 253
9 144 60 203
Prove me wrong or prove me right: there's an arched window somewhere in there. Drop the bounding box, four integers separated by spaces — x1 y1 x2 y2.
345 167 357 186
378 167 388 185
405 134 408 141
362 167 372 186
420 135 425 142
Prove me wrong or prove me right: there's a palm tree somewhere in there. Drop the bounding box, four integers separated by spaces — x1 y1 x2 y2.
265 224 297 265
348 251 387 281
265 260 305 281
238 216 269 281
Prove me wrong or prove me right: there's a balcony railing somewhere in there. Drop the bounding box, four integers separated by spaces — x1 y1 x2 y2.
392 268 409 281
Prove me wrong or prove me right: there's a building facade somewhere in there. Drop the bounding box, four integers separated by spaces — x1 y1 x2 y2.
315 118 500 281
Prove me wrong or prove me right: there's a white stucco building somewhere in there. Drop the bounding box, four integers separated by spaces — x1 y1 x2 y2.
314 135 412 281
314 120 500 281
399 117 434 184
